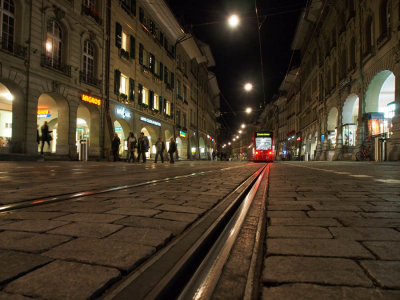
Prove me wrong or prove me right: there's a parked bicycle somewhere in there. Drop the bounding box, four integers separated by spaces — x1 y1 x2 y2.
355 144 372 161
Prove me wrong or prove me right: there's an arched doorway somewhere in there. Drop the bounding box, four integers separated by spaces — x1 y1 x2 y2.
37 93 66 154
327 107 338 150
77 103 100 157
364 71 395 137
175 137 182 159
140 126 157 158
114 119 130 156
0 83 13 152
199 137 206 159
342 94 359 147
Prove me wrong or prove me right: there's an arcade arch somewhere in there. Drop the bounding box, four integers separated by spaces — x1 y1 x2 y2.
342 94 359 147
327 107 338 150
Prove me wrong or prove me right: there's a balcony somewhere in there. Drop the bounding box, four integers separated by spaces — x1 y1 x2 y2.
79 71 101 88
0 37 27 59
82 5 102 25
41 54 71 77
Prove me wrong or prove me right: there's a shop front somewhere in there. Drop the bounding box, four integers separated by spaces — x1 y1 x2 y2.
0 86 13 151
111 103 133 156
138 115 161 159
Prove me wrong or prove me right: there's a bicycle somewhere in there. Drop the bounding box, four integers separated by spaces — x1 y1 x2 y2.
355 144 372 161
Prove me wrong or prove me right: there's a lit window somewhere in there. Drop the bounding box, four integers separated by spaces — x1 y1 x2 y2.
121 31 127 50
46 19 62 66
120 74 128 94
153 94 159 110
142 87 148 105
165 101 171 115
83 40 95 80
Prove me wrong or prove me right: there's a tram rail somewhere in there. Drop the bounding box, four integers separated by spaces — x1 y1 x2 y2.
0 164 248 213
103 163 269 300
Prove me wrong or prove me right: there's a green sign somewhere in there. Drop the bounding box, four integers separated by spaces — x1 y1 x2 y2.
256 132 271 137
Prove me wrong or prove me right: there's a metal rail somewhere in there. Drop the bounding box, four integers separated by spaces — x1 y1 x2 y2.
104 163 268 300
0 165 245 213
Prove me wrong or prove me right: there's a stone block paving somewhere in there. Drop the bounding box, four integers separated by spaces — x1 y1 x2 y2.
0 161 262 299
262 162 400 300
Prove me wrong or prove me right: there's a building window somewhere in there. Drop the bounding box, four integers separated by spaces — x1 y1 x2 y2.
165 101 171 116
121 31 127 51
142 86 149 105
83 40 95 80
349 38 356 69
183 85 187 102
46 20 62 67
0 0 15 51
183 112 187 127
364 16 373 55
153 93 159 110
176 109 180 125
379 0 390 39
120 74 128 95
176 79 181 98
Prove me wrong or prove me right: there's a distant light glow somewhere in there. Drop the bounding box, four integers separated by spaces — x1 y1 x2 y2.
238 130 242 134
1 92 14 101
245 107 252 114
244 83 253 92
241 124 246 128
228 14 239 28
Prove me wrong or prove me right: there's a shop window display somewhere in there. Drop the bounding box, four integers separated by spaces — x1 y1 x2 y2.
328 129 336 149
342 123 356 146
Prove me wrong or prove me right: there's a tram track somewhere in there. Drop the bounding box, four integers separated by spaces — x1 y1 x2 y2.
0 164 257 213
103 163 269 300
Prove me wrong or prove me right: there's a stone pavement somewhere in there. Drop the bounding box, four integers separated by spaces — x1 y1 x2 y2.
262 161 400 300
0 161 263 299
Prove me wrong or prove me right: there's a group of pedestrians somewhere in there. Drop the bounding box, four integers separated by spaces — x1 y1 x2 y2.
111 131 177 163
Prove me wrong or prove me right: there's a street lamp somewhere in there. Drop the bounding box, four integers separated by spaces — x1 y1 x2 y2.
228 14 240 28
244 82 253 92
245 107 252 114
236 135 239 139
228 142 231 145
241 124 246 129
238 130 242 134
233 138 236 142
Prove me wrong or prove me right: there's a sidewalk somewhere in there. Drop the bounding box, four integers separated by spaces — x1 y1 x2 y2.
261 162 400 299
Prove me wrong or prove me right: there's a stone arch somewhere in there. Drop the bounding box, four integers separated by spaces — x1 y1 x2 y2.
77 102 100 156
327 107 338 150
36 92 69 154
364 70 395 113
139 125 157 156
114 118 130 155
189 135 197 159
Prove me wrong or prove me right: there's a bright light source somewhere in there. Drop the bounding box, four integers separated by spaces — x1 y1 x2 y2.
45 40 52 52
236 135 239 139
241 124 246 128
233 138 236 142
245 107 252 114
238 130 242 134
228 14 239 28
228 142 231 145
244 83 253 92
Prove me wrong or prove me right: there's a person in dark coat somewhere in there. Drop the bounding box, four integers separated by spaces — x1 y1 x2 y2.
111 132 121 162
168 137 177 163
154 137 165 163
137 132 149 163
126 132 137 163
40 121 52 154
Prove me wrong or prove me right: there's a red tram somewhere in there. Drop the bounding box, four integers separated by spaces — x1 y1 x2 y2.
248 131 275 162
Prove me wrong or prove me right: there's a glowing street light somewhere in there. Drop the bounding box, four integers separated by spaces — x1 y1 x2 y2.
245 107 252 114
233 138 236 141
236 135 239 139
244 82 253 92
241 124 246 129
228 14 240 28
228 142 231 145
238 130 242 134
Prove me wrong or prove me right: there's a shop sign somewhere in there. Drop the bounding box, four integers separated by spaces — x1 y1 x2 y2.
256 132 271 137
116 107 131 119
37 109 51 118
81 94 101 106
179 131 186 137
297 137 301 141
140 116 161 127
115 126 122 131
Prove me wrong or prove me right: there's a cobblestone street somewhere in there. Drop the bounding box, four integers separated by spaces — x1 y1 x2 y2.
263 161 400 300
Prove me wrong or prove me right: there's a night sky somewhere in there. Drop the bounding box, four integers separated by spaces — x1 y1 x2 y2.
166 0 307 139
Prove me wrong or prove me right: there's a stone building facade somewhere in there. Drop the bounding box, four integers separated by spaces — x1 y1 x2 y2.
0 0 219 160
259 0 400 161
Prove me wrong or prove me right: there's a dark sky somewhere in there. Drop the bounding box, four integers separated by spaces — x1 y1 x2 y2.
166 0 307 137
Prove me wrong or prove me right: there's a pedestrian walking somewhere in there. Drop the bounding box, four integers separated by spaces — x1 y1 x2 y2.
36 125 40 145
154 137 165 163
137 132 149 163
168 137 176 163
126 132 137 163
111 132 120 162
40 121 52 154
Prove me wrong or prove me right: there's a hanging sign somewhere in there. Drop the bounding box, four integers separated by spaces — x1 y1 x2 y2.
81 94 101 106
37 109 51 118
179 131 186 137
